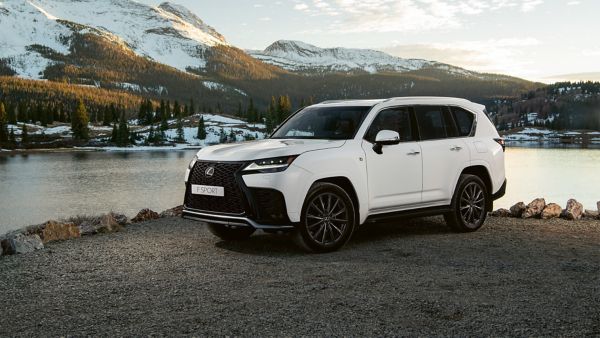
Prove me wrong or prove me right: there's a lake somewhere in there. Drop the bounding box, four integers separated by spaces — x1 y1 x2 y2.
1 147 599 235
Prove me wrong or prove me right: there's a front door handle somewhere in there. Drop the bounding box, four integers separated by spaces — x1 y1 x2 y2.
450 146 463 151
407 150 420 155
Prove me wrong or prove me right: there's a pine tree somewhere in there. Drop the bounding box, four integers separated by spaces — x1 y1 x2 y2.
175 116 185 143
237 102 243 118
102 106 111 126
111 123 118 143
9 127 16 144
160 112 169 131
17 102 27 123
21 124 28 144
173 101 180 119
247 98 257 123
7 102 17 125
116 114 130 147
219 127 227 143
197 115 206 140
147 124 155 144
0 102 8 142
277 95 292 124
138 99 147 125
189 98 195 116
71 100 90 140
228 128 236 142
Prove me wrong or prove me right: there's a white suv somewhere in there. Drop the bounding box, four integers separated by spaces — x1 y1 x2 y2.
183 97 506 252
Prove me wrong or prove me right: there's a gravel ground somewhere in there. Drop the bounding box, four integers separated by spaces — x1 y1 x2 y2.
1 216 599 336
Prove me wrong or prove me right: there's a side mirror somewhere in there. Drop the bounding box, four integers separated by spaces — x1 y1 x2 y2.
373 130 400 154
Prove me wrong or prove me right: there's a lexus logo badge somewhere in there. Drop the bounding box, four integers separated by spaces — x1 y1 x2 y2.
205 167 215 177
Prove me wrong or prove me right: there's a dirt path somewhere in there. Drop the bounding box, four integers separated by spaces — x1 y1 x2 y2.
1 216 599 336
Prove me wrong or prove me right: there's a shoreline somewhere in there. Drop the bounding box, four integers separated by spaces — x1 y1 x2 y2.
0 144 202 155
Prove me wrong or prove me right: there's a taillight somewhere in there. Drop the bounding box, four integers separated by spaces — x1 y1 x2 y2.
494 138 505 152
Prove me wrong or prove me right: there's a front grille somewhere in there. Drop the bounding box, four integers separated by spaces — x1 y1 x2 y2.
185 161 247 215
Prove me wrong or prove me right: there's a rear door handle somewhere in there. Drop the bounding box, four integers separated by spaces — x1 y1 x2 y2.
450 146 462 151
407 150 420 155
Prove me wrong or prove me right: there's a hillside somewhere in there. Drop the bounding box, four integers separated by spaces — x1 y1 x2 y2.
0 0 541 116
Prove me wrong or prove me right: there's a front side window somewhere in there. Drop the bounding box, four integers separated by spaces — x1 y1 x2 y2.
414 106 454 140
364 107 413 143
271 106 371 140
451 106 475 136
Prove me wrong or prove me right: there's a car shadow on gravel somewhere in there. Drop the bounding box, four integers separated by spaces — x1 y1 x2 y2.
214 216 452 256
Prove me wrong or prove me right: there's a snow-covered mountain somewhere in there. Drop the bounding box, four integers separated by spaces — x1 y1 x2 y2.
0 0 228 78
248 40 469 75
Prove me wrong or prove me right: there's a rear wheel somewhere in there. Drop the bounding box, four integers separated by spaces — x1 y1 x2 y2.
207 223 255 240
444 174 488 232
293 182 357 253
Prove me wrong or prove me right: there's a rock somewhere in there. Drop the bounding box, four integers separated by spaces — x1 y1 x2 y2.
132 208 160 223
541 203 562 219
1 234 44 255
110 212 131 226
510 202 526 218
522 198 546 219
78 214 122 236
584 209 599 219
40 220 80 243
490 208 511 217
96 214 122 233
597 201 600 215
562 199 584 220
160 205 183 218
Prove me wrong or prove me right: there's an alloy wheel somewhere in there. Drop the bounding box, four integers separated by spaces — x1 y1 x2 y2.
459 182 485 227
305 192 349 246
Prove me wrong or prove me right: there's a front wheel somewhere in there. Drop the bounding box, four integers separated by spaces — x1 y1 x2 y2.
444 174 488 232
293 182 357 253
207 223 255 240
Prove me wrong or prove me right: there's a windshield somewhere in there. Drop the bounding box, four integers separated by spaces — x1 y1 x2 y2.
271 105 372 140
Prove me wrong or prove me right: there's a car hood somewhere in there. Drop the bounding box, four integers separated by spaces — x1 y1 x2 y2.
195 139 346 162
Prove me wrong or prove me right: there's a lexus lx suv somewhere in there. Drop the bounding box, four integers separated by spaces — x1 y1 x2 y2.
183 97 506 252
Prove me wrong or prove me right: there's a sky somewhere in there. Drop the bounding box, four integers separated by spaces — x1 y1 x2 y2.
137 0 600 82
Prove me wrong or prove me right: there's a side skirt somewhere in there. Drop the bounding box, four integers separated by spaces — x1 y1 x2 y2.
364 205 453 224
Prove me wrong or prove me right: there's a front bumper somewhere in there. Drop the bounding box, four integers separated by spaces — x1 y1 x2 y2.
182 208 296 230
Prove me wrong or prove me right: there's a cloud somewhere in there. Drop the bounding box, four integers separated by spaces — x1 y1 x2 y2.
294 3 309 10
566 0 580 5
382 37 542 75
259 16 272 21
293 0 546 33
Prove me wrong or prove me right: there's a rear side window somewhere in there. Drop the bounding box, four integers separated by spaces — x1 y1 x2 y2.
414 106 451 140
364 107 413 143
451 107 475 137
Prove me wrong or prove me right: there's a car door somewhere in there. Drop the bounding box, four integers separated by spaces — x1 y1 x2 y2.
361 106 423 212
415 105 470 204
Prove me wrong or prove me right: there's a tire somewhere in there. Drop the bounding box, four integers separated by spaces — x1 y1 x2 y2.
444 174 488 232
207 223 255 240
293 182 357 253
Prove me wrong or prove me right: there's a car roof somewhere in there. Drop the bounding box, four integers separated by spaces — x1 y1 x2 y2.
315 97 484 112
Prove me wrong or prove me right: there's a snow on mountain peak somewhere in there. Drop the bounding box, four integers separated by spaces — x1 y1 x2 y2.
250 39 434 74
0 0 229 78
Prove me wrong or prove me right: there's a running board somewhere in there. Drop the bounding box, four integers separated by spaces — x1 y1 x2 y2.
365 206 453 224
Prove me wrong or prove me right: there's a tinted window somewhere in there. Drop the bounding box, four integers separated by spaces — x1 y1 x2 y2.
271 106 371 140
364 107 413 143
414 106 449 140
451 107 475 136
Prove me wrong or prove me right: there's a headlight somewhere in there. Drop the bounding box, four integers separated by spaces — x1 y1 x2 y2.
185 155 199 182
243 155 298 173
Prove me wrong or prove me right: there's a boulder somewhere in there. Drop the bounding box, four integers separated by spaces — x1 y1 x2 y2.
509 202 526 218
132 208 160 223
1 234 44 255
584 209 599 219
541 203 562 219
562 199 584 220
40 220 80 243
110 212 131 226
160 205 183 218
597 201 600 215
490 208 511 217
522 198 546 218
78 214 122 236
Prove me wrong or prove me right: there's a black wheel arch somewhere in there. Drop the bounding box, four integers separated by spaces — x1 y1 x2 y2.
458 166 493 211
